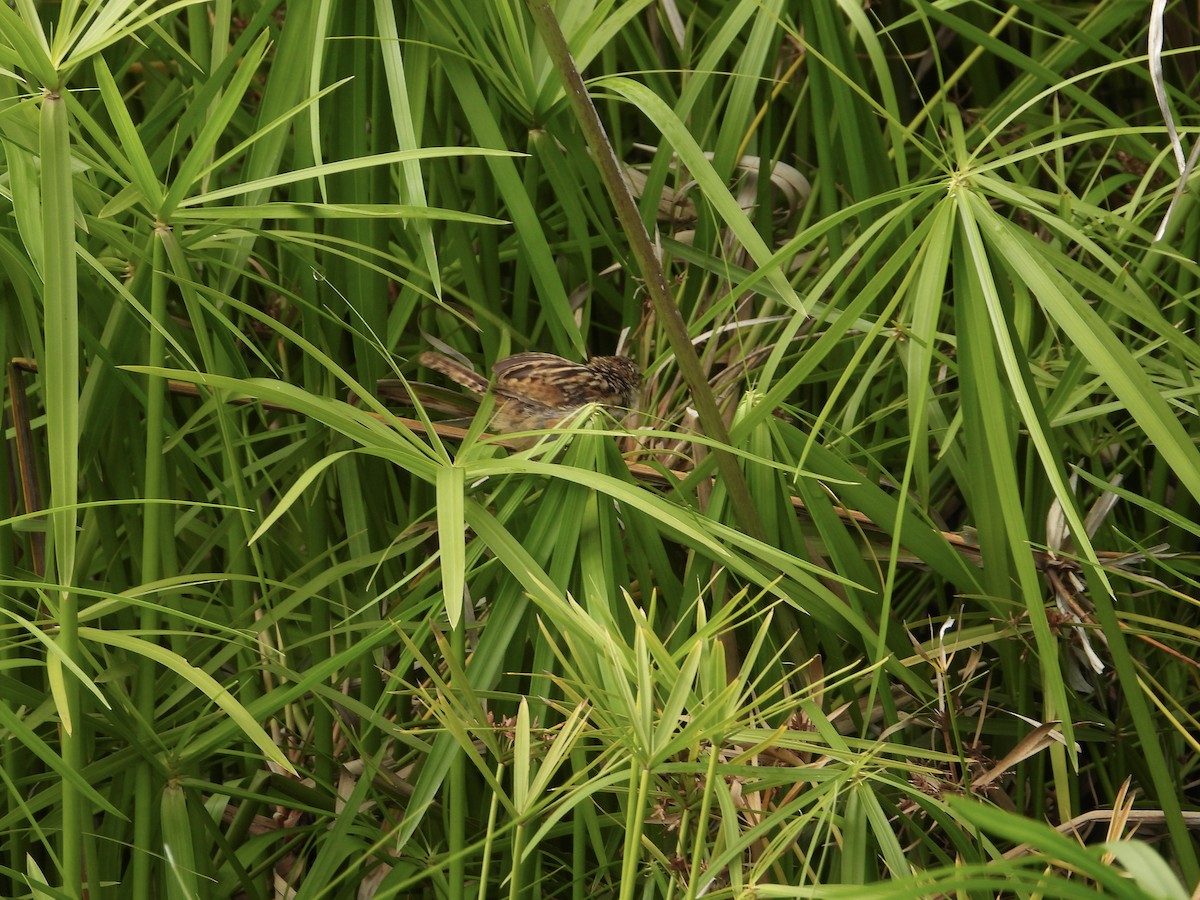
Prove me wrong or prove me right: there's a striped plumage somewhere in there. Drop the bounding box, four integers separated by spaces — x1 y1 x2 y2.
418 350 641 436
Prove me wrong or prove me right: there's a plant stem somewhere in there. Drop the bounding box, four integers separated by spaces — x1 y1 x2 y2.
619 762 651 900
524 0 764 541
41 82 83 899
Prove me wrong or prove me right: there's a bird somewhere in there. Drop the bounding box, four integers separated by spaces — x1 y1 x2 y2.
417 350 641 438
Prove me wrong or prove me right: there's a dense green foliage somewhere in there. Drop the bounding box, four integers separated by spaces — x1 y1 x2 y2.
1 1 1198 897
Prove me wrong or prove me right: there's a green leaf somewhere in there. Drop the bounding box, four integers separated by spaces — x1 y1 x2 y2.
436 463 467 630
78 628 298 776
595 76 805 313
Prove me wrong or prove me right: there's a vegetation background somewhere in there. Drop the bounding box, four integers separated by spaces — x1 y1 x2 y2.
1 0 1198 897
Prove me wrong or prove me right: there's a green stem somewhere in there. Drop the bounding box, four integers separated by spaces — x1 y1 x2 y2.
571 750 585 900
684 743 720 899
41 84 82 899
618 762 650 900
131 229 170 897
478 763 503 900
508 820 526 900
450 621 467 898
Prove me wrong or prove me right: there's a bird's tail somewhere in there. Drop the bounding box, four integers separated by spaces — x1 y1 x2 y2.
418 351 489 394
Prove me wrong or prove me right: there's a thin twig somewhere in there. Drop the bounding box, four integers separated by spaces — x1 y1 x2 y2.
523 0 765 542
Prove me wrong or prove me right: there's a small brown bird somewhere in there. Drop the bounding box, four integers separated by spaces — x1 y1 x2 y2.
418 350 641 437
